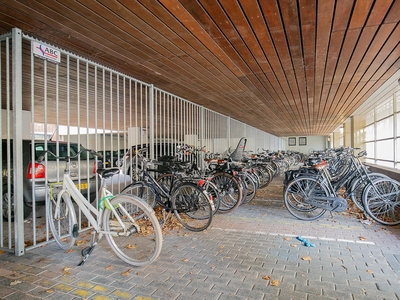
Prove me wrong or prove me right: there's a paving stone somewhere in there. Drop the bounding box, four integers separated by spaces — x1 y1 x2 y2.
1 176 400 299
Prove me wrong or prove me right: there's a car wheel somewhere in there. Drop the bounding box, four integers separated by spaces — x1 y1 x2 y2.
2 184 32 222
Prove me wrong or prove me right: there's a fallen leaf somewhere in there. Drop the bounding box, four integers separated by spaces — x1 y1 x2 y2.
126 244 137 249
290 243 297 247
358 236 367 241
10 280 21 286
367 270 373 274
65 249 74 253
46 289 54 293
283 237 291 241
63 267 72 272
182 258 189 262
106 265 113 271
75 240 87 246
270 280 279 286
301 256 312 261
262 275 271 280
121 268 132 276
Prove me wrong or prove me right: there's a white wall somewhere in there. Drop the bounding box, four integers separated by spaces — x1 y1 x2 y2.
285 135 328 154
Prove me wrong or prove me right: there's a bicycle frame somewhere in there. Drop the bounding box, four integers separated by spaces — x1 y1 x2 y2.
57 174 100 230
49 159 133 238
141 167 177 203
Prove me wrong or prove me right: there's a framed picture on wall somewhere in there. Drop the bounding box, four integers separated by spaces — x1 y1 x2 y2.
288 137 296 146
299 137 307 146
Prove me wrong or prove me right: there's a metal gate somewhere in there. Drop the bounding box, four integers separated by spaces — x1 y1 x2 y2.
1 28 284 255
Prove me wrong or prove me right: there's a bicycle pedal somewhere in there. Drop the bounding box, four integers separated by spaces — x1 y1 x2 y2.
72 224 79 238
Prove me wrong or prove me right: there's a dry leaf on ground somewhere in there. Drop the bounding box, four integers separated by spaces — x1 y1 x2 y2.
301 256 312 261
10 280 21 286
121 268 132 276
270 280 279 286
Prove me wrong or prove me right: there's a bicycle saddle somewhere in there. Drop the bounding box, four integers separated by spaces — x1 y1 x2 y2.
97 168 120 179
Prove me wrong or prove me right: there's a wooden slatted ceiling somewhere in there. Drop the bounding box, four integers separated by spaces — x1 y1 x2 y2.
0 0 399 137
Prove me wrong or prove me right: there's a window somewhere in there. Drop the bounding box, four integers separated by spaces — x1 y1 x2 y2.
396 91 400 113
376 140 394 161
376 98 393 121
376 117 393 139
365 142 374 159
288 137 296 146
365 124 375 142
299 137 307 146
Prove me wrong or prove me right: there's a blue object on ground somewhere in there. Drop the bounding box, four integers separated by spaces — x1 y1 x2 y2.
296 236 316 247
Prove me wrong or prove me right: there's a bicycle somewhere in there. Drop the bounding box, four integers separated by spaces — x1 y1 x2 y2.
39 148 162 266
362 177 400 225
283 150 392 222
155 145 222 214
121 149 214 232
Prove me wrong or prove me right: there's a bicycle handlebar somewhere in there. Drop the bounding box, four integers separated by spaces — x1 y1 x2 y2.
37 148 102 163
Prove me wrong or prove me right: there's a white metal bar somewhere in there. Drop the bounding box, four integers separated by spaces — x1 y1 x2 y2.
12 28 24 256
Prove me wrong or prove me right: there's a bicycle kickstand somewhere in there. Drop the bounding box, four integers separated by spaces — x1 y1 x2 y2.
159 208 172 228
78 232 100 266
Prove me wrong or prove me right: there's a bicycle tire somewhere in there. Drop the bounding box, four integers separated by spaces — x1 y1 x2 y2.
362 178 400 226
211 172 242 213
348 173 389 211
254 165 272 189
204 180 221 215
103 194 162 266
241 172 258 205
157 173 221 215
172 182 213 232
47 191 77 250
155 173 175 195
122 181 157 209
284 176 328 221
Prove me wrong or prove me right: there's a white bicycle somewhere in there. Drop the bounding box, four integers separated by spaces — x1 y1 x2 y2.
40 148 162 266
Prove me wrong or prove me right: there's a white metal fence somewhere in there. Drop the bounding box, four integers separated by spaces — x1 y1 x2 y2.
1 28 285 255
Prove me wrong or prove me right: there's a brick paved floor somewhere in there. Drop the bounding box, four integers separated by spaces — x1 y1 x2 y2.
0 176 399 299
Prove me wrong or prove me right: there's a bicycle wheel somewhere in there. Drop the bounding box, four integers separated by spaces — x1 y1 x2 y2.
211 172 242 213
240 172 258 205
362 178 400 226
349 173 389 211
254 165 272 189
172 182 213 231
204 180 221 215
122 181 157 209
284 176 328 221
103 194 162 266
47 191 77 250
156 173 175 195
158 173 221 215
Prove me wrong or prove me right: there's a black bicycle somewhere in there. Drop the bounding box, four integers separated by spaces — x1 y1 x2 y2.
121 149 214 232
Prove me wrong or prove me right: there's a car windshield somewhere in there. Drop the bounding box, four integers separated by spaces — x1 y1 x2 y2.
34 143 94 160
